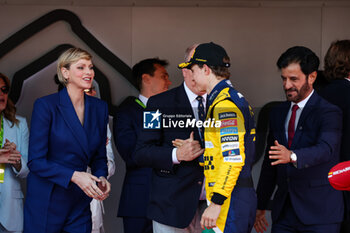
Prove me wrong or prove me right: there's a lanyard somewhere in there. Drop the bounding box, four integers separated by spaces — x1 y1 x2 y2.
0 115 5 183
0 114 3 148
135 98 146 109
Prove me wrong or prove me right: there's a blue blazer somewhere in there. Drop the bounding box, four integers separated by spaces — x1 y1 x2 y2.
24 88 108 232
0 116 29 231
135 84 204 228
257 91 344 225
114 96 152 218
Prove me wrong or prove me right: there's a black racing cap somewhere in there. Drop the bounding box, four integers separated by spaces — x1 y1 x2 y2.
178 42 230 69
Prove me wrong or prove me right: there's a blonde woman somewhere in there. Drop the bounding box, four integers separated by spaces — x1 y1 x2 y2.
24 48 111 233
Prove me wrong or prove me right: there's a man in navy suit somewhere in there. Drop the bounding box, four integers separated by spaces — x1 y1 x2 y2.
320 40 350 233
135 44 208 232
254 46 344 233
114 58 171 233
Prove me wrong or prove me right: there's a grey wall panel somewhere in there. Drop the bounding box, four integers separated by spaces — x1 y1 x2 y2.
321 7 350 68
132 7 322 109
0 6 135 107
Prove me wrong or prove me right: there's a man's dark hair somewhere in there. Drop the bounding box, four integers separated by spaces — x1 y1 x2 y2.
324 40 350 80
277 46 319 76
132 58 168 91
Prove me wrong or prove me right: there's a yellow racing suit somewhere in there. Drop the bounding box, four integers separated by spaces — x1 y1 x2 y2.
202 80 257 233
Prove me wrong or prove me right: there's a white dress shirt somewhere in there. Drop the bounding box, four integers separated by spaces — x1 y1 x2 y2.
284 90 314 139
138 94 148 107
183 82 207 122
283 90 314 168
170 82 207 200
172 82 207 164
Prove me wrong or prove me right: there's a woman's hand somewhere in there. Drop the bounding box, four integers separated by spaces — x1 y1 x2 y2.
97 176 111 201
10 150 22 171
0 140 22 171
3 139 16 151
254 210 268 233
71 171 104 200
0 148 20 164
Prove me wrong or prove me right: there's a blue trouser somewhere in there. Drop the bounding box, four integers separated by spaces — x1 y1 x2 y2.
25 184 92 233
221 187 257 233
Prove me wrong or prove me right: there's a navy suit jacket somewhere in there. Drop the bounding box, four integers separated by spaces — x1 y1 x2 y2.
320 79 350 218
135 84 204 228
320 79 350 162
114 96 152 217
24 88 108 232
257 91 344 225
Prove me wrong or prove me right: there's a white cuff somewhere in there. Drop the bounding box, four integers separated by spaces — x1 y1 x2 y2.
172 148 180 164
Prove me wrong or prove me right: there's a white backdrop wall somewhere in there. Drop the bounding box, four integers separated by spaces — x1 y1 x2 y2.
0 3 350 232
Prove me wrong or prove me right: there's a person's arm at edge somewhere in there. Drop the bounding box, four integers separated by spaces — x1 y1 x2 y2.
106 125 115 179
11 116 29 178
113 103 139 168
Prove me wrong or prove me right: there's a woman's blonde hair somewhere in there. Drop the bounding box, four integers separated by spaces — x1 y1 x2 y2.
0 73 19 127
57 48 92 86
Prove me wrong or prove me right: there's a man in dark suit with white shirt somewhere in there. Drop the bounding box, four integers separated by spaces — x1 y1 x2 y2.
114 58 171 233
135 44 208 233
254 46 344 233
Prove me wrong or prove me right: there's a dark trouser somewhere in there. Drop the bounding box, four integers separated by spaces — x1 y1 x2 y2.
340 191 350 233
272 196 341 233
123 217 152 233
340 218 350 233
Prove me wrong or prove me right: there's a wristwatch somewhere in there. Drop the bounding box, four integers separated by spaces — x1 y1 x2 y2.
290 151 297 163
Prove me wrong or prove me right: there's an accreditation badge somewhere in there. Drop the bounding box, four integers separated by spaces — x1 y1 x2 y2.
0 163 5 183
